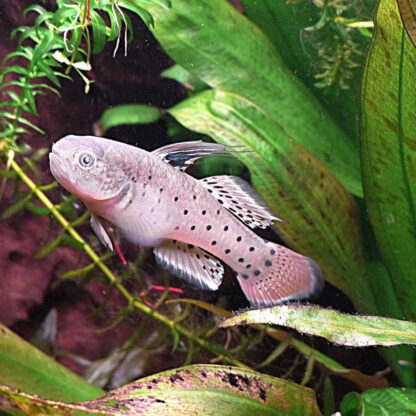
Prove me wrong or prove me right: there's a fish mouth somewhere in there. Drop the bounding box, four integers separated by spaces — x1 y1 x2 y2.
49 148 77 187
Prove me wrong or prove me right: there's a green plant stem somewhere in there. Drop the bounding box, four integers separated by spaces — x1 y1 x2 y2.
9 158 247 369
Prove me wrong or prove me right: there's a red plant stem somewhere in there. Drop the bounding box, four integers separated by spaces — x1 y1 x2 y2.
86 0 92 24
141 285 184 309
108 227 127 265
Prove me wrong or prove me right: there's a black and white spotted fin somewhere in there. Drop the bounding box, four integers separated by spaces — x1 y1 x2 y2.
200 175 281 229
153 240 223 291
152 140 231 171
90 214 113 251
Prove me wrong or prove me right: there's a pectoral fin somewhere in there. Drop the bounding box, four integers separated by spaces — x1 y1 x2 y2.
90 214 113 251
153 240 223 291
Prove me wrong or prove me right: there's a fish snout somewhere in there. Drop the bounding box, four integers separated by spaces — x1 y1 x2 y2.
49 151 76 185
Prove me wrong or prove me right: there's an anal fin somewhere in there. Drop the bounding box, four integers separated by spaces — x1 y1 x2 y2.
201 175 281 229
153 240 224 291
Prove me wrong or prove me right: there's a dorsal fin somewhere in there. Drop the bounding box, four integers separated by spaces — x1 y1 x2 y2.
152 140 231 171
153 240 224 291
200 175 281 229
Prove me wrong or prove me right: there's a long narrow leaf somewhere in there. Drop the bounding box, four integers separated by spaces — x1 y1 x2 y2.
221 305 416 347
361 0 416 321
0 324 103 402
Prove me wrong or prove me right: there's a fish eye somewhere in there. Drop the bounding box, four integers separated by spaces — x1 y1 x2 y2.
78 152 95 168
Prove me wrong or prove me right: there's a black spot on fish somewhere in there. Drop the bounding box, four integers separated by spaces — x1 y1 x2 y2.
236 236 242 242
218 199 224 204
159 188 163 192
206 225 212 230
193 195 197 200
188 244 194 249
142 192 146 197
225 249 231 254
254 270 261 276
131 177 136 182
202 266 206 270
208 189 213 193
265 260 272 267
270 249 276 255
196 254 200 259
246 264 251 269
165 152 192 167
202 210 206 215
224 225 229 231
249 247 255 252
173 240 177 244
191 225 196 230
238 258 244 263
148 175 152 180
174 226 179 230
211 241 217 246
157 198 161 204
217 210 220 215
184 210 188 215
174 196 179 201
242 274 249 280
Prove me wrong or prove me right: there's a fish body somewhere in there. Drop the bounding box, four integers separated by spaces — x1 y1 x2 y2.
49 135 323 306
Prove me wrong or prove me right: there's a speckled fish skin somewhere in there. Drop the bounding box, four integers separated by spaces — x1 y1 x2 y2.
49 135 323 307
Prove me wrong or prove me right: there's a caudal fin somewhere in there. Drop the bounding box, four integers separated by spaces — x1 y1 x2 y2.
236 244 324 307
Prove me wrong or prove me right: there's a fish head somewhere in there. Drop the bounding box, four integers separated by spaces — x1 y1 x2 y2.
49 135 128 202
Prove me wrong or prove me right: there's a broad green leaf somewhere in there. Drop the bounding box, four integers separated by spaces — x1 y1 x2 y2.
341 388 416 416
361 0 416 321
0 324 103 402
221 305 416 347
99 104 162 133
141 0 362 196
169 88 373 311
0 365 322 416
162 64 207 93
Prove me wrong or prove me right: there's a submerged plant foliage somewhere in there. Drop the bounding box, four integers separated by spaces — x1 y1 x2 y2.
1 0 416 415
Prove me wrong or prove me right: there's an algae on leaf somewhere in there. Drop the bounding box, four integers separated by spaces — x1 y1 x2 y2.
0 365 322 416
